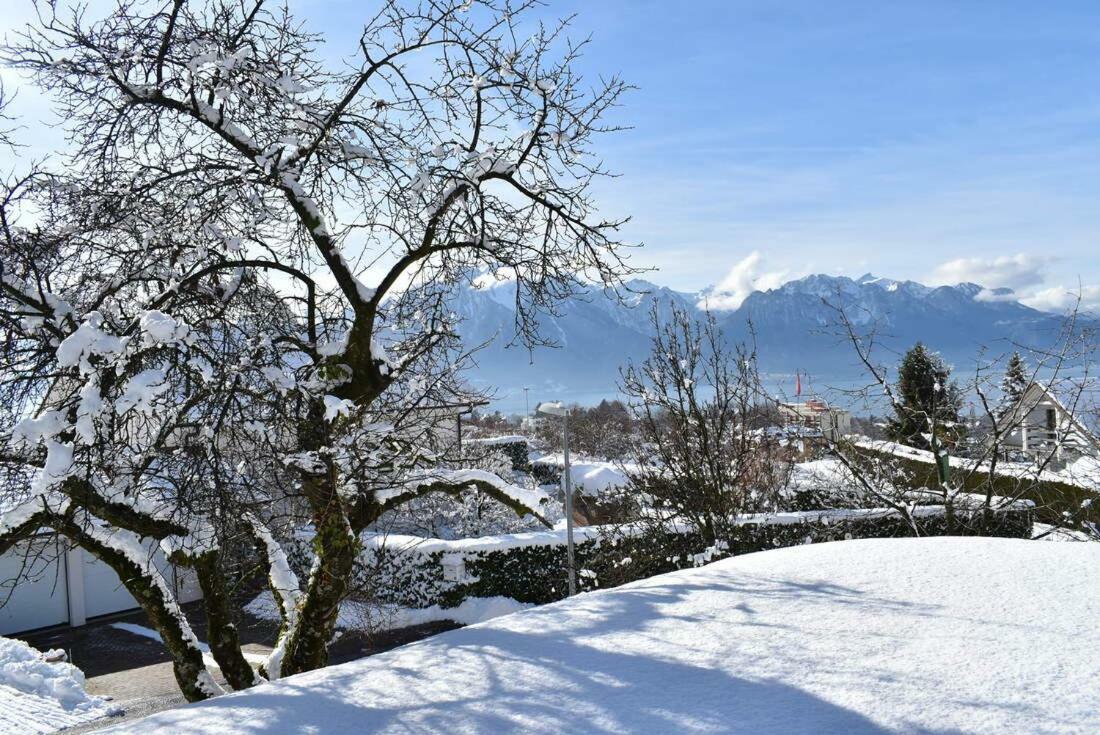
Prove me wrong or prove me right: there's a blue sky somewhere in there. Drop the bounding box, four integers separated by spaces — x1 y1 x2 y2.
535 0 1100 311
4 1 1100 310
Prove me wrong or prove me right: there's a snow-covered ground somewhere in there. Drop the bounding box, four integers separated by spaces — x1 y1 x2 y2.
244 592 531 633
95 537 1100 734
0 635 120 734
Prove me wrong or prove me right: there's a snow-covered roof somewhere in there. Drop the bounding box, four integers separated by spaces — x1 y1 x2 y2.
95 537 1100 734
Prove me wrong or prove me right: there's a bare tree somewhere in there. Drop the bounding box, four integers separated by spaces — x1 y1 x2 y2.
533 399 635 460
0 0 632 698
823 297 1098 537
619 304 790 549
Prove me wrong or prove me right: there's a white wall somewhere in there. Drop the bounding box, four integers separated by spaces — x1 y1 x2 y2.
0 534 202 635
0 535 70 635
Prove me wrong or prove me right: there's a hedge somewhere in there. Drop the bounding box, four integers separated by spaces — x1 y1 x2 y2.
288 501 1033 612
852 441 1099 529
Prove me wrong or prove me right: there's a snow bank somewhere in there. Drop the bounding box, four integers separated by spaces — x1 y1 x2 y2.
96 537 1100 734
470 435 529 446
531 454 634 494
1033 522 1095 542
0 636 119 734
1061 454 1100 487
359 526 607 555
856 438 1100 492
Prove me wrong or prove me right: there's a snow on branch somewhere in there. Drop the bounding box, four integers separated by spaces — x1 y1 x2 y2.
382 468 551 528
244 514 301 680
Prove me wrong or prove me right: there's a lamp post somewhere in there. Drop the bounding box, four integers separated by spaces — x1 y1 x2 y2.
536 400 575 596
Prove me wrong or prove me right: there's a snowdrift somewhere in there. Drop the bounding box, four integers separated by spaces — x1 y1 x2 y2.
0 635 119 734
96 537 1100 734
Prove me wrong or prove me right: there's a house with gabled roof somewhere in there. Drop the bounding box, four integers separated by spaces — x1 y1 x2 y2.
1000 382 1099 464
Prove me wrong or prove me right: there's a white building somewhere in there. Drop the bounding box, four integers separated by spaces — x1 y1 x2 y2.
0 533 202 636
1000 382 1099 462
778 399 852 442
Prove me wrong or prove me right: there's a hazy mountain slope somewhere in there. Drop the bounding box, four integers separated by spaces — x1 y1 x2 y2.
724 274 1066 377
451 273 1078 411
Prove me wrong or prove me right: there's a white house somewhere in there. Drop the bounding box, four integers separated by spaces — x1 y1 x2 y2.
0 532 202 636
1000 382 1099 463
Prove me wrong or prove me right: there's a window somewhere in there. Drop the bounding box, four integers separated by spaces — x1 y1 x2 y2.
1046 408 1057 433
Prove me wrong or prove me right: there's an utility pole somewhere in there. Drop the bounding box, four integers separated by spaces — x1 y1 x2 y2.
562 411 576 596
536 401 576 596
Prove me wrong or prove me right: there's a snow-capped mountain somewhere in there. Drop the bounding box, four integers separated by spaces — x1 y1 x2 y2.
452 272 1080 411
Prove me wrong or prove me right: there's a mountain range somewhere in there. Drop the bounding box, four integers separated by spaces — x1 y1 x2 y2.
451 272 1084 413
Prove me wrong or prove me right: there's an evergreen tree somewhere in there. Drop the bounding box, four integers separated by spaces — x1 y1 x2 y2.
886 343 963 450
998 352 1030 417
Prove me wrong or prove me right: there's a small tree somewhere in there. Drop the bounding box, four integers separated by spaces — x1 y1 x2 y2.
998 351 1029 417
886 343 963 450
619 305 788 550
532 399 634 460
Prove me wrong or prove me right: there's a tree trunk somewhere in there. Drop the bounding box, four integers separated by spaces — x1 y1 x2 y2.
193 552 258 690
278 475 358 677
944 498 957 535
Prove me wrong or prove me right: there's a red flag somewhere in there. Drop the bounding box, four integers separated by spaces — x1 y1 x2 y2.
795 371 802 397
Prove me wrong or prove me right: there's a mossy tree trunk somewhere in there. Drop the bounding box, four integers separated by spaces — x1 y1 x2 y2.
192 551 257 690
277 474 358 677
278 398 360 677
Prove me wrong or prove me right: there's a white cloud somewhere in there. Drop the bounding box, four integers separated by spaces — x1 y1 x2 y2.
929 253 1049 291
1021 284 1100 315
973 288 1017 303
928 253 1098 315
698 251 792 311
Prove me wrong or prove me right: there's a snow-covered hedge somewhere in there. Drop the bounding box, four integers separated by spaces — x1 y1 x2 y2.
288 501 1033 611
472 438 531 472
853 440 1099 528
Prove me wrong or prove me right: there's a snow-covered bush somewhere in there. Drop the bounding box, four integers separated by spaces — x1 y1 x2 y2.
286 501 1033 614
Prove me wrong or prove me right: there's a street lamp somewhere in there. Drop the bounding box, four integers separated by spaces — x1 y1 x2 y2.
536 400 576 596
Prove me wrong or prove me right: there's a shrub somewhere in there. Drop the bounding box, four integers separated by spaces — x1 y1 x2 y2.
286 502 1033 613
